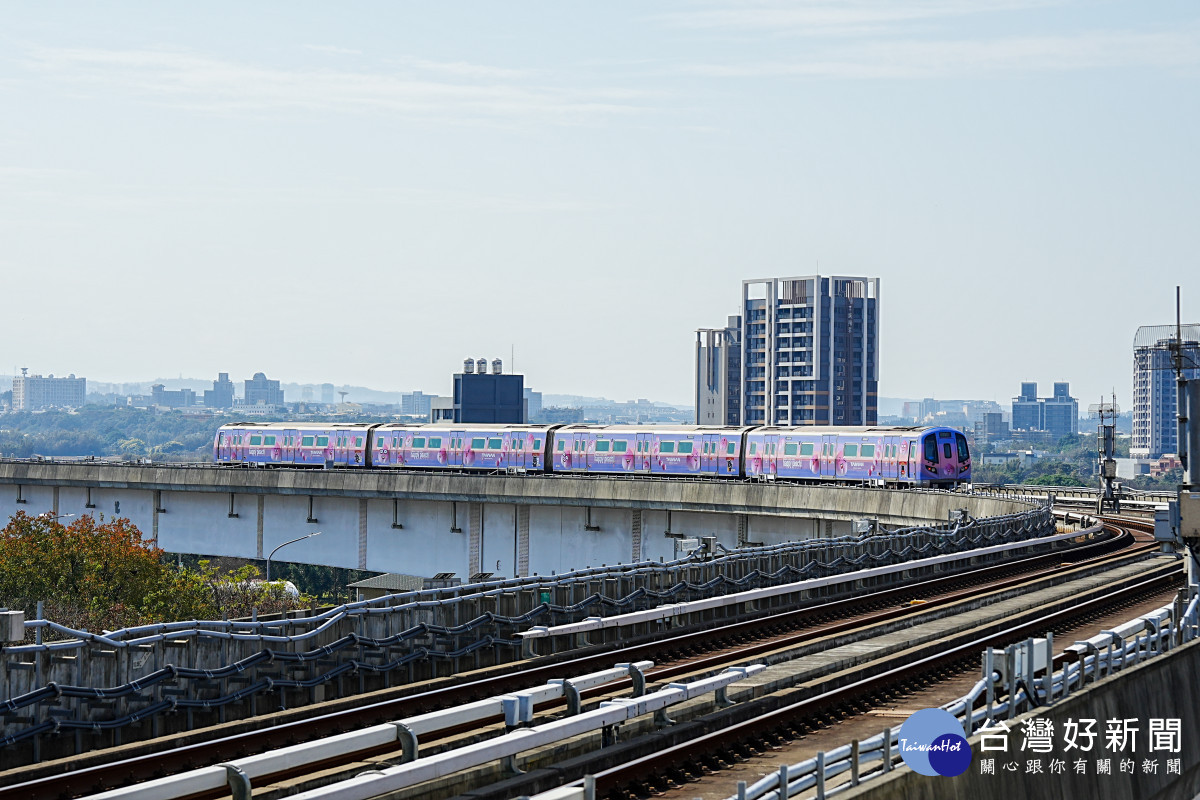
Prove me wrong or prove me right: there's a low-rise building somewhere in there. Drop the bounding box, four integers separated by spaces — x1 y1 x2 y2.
12 369 86 411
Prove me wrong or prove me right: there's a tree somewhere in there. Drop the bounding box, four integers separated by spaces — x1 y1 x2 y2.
0 512 213 637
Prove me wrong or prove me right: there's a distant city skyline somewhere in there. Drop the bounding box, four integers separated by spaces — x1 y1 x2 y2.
2 3 1196 407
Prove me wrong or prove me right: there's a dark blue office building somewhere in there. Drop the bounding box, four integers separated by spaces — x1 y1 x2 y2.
452 358 525 423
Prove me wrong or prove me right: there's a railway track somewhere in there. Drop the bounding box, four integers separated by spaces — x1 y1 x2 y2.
0 517 1163 799
578 515 1177 800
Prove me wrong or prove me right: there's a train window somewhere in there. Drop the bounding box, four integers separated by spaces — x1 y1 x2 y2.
534 439 542 449
800 443 814 456
727 443 736 455
612 441 626 453
784 443 798 456
956 433 969 462
943 442 953 460
488 438 502 449
923 436 938 462
844 444 858 457
749 443 757 454
861 444 875 457
512 440 521 451
355 437 363 447
317 436 329 447
660 441 676 454
428 437 442 448
264 436 276 445
413 437 426 448
471 438 486 449
770 444 776 455
302 436 314 447
249 435 262 446
678 442 693 454
557 441 565 451
596 441 611 452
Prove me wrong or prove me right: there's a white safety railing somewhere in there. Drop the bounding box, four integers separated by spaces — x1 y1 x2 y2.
82 660 660 800
284 665 764 800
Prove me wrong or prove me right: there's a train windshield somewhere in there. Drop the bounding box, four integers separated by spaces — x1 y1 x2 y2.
955 433 969 462
922 435 938 462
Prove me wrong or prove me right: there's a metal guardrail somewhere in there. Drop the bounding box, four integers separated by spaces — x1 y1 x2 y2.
517 526 1094 655
710 588 1199 800
972 483 1175 501
79 660 763 800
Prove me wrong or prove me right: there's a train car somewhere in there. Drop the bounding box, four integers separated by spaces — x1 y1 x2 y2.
370 424 556 472
550 425 750 477
744 426 970 487
214 422 378 467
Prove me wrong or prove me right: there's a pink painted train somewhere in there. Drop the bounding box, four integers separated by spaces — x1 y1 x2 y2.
214 423 970 488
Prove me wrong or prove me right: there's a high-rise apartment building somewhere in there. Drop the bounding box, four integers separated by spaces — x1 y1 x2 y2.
12 369 86 410
1132 325 1200 458
709 276 878 426
695 315 742 425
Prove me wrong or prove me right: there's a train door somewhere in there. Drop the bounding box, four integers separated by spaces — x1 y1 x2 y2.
283 429 297 464
701 433 719 474
505 432 519 471
635 433 652 472
217 431 231 461
448 431 464 467
821 434 838 478
763 433 779 477
573 431 590 472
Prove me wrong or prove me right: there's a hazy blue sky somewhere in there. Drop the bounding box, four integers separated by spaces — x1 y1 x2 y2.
2 2 1197 407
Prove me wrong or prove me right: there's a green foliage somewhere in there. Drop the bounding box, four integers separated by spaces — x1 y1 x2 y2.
0 513 315 640
0 512 213 636
0 407 219 459
972 457 1092 487
175 554 373 606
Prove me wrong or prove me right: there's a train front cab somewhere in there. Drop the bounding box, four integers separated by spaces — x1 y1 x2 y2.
919 428 971 487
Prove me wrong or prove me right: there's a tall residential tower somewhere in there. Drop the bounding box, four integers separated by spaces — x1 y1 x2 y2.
696 275 879 426
1132 324 1200 458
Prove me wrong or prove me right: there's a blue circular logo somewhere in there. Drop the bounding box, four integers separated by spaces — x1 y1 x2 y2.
898 708 972 777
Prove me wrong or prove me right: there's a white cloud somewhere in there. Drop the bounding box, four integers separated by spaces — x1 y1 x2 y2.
676 29 1200 79
19 46 644 123
657 0 1061 35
